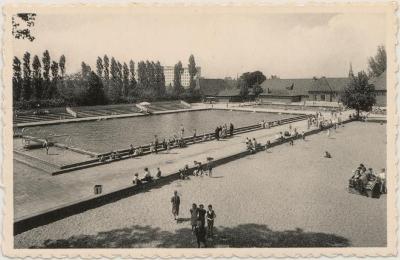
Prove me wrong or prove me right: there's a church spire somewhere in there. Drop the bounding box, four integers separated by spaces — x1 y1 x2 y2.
348 62 354 78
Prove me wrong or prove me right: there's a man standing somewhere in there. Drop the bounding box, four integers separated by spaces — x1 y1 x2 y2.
180 124 185 138
206 205 216 238
43 138 49 155
215 127 220 141
194 220 207 248
229 123 234 136
171 190 180 222
198 204 206 227
154 135 159 154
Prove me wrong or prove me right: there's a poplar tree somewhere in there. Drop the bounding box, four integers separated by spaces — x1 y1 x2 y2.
32 55 42 100
368 45 386 78
122 62 129 97
50 61 59 98
12 57 22 101
108 57 120 102
155 61 165 97
188 54 197 96
103 55 110 81
129 60 137 97
22 52 32 100
42 50 51 98
59 55 66 78
137 61 146 98
96 57 103 78
173 61 184 97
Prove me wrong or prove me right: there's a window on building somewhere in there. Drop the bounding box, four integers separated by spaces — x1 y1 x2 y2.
321 94 325 101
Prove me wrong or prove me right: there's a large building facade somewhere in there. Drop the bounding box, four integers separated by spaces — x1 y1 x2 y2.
163 66 201 88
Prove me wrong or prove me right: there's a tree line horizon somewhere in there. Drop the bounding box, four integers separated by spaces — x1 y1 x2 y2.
12 45 386 110
12 52 200 109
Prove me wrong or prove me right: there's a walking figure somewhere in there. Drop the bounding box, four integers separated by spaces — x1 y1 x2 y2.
43 138 49 155
171 190 180 222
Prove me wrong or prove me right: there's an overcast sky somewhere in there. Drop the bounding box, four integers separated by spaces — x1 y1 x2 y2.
12 8 385 79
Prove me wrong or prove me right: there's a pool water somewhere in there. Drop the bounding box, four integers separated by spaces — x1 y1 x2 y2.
24 110 294 153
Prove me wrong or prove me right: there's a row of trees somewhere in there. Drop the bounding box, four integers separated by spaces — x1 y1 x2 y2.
13 51 199 108
87 55 167 103
13 51 65 102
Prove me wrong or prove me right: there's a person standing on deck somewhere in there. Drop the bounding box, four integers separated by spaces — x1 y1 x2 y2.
193 129 197 143
171 190 181 222
198 204 206 227
190 203 198 233
194 219 207 248
215 127 220 140
43 138 49 155
206 205 216 238
229 123 234 136
154 135 159 154
180 124 185 138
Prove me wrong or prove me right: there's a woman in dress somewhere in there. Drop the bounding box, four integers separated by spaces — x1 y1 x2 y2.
190 203 198 232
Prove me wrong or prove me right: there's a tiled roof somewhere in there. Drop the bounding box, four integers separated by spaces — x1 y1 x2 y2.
260 78 315 96
369 72 386 91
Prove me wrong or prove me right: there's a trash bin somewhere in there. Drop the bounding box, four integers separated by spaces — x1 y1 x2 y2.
94 185 102 195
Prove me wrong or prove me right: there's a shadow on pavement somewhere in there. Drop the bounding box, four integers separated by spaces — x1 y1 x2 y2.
32 223 350 248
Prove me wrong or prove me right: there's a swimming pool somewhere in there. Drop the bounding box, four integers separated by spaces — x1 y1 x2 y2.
24 109 295 153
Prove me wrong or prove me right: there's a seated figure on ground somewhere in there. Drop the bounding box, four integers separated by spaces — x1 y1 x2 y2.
324 151 332 158
143 167 153 182
133 147 140 156
133 173 142 185
99 155 106 163
129 144 135 157
156 167 162 178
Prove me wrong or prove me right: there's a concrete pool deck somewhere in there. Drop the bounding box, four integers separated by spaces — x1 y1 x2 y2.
14 110 352 222
14 120 387 248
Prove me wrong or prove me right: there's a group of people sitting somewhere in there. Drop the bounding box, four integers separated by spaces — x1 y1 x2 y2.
275 125 304 143
349 164 387 194
259 120 275 129
245 137 262 153
133 167 162 185
98 150 123 162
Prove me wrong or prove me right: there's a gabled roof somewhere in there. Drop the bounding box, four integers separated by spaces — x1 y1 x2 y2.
260 78 315 96
325 77 350 92
309 77 351 93
369 72 386 91
309 77 332 93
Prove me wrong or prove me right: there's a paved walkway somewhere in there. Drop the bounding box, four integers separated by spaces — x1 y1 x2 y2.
14 121 386 248
14 110 351 220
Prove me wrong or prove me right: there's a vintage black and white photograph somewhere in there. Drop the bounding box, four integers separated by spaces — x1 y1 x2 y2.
1 2 397 258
